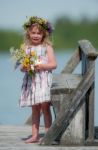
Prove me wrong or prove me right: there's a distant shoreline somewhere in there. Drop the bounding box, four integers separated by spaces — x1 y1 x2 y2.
1 18 98 51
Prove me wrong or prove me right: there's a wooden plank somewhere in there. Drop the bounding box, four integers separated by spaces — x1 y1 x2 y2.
40 65 94 145
0 125 98 150
51 93 71 122
81 51 95 142
61 49 80 74
78 40 98 59
86 61 95 142
60 101 85 145
51 73 82 94
86 82 95 142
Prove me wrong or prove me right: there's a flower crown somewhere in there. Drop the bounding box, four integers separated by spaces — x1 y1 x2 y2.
23 16 53 34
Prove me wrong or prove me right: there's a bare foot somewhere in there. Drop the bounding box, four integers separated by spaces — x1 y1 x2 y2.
25 136 39 143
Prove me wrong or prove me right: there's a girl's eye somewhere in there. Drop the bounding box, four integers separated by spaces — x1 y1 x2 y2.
31 32 40 34
32 32 36 34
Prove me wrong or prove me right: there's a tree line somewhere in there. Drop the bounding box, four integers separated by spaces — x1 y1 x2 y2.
0 17 98 52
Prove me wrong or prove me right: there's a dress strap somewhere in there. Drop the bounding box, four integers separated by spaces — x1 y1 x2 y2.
40 45 47 57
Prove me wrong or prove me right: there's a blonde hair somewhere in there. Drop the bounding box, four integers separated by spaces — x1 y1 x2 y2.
24 23 53 46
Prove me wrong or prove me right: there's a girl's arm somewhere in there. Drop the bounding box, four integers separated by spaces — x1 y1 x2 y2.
35 45 57 71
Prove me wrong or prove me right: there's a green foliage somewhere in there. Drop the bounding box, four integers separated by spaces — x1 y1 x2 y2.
0 17 98 52
53 17 98 50
0 29 23 52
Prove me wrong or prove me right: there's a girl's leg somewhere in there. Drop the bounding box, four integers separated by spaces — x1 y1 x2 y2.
41 102 52 133
32 104 41 139
25 104 41 143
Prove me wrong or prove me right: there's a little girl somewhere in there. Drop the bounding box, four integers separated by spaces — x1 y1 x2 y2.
19 16 57 143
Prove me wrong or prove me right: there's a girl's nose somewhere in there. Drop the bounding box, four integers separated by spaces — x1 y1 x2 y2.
34 33 38 36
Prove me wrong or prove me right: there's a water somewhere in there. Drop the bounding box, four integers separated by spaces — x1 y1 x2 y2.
0 51 98 125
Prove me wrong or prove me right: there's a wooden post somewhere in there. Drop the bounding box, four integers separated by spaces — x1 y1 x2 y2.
40 65 94 145
79 40 96 143
60 48 85 145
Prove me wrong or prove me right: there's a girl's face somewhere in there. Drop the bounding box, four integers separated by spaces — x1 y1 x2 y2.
28 26 44 45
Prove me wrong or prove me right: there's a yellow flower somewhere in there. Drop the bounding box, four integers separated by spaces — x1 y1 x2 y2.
31 51 35 57
23 63 28 68
22 56 30 66
23 61 30 68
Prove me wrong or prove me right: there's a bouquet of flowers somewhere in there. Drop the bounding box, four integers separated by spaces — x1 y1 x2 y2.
10 43 39 76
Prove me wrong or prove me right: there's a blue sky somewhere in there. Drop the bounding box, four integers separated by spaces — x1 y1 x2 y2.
0 0 98 29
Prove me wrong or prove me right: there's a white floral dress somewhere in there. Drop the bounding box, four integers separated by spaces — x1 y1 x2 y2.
19 45 52 107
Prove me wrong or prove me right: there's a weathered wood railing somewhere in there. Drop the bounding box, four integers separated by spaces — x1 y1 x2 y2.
40 40 98 145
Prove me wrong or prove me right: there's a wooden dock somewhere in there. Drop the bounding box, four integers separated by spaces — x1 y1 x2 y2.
0 125 43 150
39 40 98 145
0 125 98 150
1 39 98 149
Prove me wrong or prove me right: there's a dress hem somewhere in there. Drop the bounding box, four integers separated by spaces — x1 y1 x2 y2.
19 99 51 107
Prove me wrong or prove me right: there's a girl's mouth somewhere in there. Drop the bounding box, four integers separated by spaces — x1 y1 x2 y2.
33 38 39 41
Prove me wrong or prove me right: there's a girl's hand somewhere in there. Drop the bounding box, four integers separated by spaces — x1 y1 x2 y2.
35 64 45 71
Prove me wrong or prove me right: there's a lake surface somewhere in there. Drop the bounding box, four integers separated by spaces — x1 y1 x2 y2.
0 51 98 126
